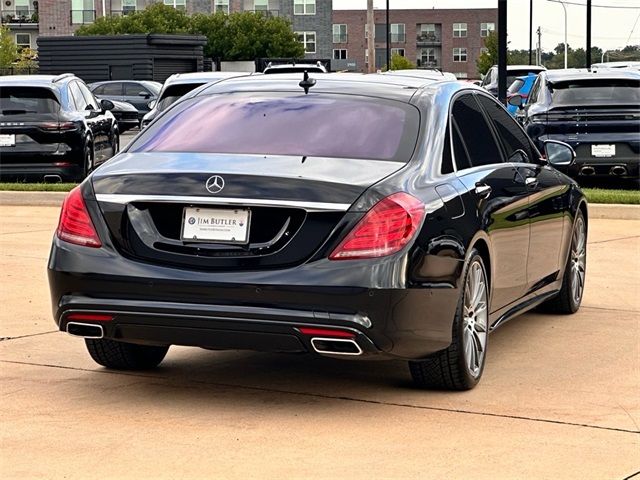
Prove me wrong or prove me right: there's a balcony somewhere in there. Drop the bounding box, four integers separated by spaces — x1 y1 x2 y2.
417 59 441 69
390 33 406 43
333 34 347 43
71 10 96 24
250 9 279 17
416 33 441 46
1 9 38 24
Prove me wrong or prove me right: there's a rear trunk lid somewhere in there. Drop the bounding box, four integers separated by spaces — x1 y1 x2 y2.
92 152 405 270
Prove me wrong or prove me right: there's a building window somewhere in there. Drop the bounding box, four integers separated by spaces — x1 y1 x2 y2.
15 0 30 17
453 23 467 38
481 22 495 37
252 0 267 11
333 49 347 60
164 0 186 10
390 23 405 43
294 0 315 15
333 24 347 43
212 0 229 13
391 48 405 57
418 23 439 42
122 0 137 15
71 0 95 24
296 31 316 53
15 33 31 51
455 72 468 79
453 47 467 62
418 47 438 67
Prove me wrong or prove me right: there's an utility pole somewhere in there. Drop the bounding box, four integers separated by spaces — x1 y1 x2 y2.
367 0 375 73
386 0 391 71
498 0 507 104
536 27 542 65
586 0 592 68
528 0 533 65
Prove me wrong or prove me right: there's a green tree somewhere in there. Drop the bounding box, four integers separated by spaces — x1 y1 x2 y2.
388 53 415 71
476 30 497 75
77 5 304 61
75 3 191 35
0 25 18 67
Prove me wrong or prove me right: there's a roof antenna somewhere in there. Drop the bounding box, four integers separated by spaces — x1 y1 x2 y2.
299 70 316 94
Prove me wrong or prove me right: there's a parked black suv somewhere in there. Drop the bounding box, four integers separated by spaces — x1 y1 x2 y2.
512 69 640 183
0 74 119 182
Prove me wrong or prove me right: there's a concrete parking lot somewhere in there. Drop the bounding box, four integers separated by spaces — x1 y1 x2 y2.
0 201 639 478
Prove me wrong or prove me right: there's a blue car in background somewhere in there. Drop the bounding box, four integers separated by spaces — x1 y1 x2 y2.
506 73 537 116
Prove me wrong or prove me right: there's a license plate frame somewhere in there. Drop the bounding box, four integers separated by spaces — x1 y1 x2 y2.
0 134 16 147
591 144 616 158
181 206 251 244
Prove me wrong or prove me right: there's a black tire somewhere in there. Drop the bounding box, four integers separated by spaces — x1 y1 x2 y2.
76 142 93 181
538 211 587 314
111 131 119 156
409 249 489 390
85 338 169 370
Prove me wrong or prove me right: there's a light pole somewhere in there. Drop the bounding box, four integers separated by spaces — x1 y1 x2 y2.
549 0 569 69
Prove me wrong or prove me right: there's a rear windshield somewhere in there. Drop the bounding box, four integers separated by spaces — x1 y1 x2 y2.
0 87 60 115
549 79 640 106
130 93 419 162
156 83 204 111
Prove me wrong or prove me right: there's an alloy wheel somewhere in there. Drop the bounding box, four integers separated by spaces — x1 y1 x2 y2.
462 260 488 378
570 216 586 305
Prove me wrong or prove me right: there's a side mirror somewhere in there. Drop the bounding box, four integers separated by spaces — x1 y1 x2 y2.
544 140 575 167
138 91 151 99
147 99 157 110
100 99 115 111
508 94 524 109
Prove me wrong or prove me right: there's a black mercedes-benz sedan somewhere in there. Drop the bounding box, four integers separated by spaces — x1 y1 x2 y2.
48 73 588 390
512 68 640 184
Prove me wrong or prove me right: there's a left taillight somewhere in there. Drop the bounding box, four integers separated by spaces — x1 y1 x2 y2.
329 192 425 260
56 186 102 248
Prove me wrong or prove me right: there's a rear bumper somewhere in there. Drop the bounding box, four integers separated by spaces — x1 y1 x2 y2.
0 161 82 181
48 237 459 360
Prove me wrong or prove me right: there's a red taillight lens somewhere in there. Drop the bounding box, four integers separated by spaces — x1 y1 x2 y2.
56 187 102 248
329 192 425 260
40 121 76 131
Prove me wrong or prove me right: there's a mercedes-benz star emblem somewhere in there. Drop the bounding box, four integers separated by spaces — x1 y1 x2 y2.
205 175 225 194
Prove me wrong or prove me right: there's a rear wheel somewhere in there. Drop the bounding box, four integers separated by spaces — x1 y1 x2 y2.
77 142 93 181
539 211 587 314
85 338 169 370
409 250 489 390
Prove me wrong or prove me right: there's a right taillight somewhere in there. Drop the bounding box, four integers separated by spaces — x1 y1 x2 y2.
56 187 102 248
329 192 425 260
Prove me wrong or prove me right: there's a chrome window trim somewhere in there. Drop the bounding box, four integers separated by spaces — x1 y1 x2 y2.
95 194 351 212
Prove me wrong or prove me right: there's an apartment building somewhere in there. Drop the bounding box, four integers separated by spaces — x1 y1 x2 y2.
1 0 331 59
332 8 498 78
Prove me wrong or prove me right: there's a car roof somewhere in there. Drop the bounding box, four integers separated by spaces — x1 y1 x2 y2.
542 68 640 82
0 74 77 87
164 71 251 86
505 65 546 72
197 72 470 103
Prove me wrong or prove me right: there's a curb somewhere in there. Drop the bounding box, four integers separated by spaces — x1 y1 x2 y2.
0 191 639 220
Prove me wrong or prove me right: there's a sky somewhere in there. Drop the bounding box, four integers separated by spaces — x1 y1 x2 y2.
333 0 640 54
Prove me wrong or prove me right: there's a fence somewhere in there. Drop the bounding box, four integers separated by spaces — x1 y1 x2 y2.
0 66 39 76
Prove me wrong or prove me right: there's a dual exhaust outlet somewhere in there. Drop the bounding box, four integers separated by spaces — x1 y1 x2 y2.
580 165 627 176
65 321 365 356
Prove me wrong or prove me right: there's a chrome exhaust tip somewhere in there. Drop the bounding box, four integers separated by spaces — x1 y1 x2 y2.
580 166 596 176
43 174 62 183
310 337 363 356
66 322 104 339
610 166 627 176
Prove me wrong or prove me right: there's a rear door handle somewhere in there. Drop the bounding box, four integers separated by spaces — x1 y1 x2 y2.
475 183 492 198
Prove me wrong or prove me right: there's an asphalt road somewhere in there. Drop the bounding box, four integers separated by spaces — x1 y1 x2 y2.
0 205 638 478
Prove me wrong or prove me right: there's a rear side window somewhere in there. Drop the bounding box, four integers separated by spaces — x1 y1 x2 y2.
94 83 122 96
476 95 536 163
451 94 503 169
156 83 205 111
0 87 60 114
124 83 148 96
549 78 640 106
131 93 420 162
